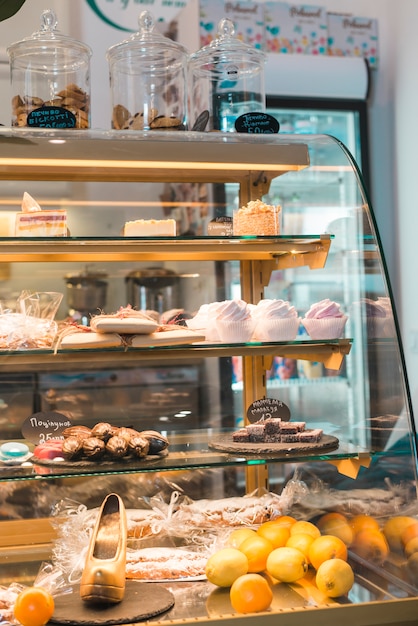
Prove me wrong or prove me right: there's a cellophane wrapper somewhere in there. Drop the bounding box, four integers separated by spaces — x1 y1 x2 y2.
0 290 62 350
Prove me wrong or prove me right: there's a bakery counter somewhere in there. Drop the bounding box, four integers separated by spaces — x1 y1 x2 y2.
1 518 418 626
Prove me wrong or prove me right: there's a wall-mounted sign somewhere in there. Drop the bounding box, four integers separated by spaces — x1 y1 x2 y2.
86 0 189 32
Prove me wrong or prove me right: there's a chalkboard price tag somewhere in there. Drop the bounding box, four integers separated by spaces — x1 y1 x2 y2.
235 112 280 134
27 106 77 128
21 411 72 445
207 216 233 236
247 398 291 423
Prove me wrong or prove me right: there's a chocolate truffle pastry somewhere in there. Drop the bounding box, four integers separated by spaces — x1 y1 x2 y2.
105 435 129 459
62 436 84 460
83 437 106 460
128 435 150 459
140 430 169 455
80 493 127 604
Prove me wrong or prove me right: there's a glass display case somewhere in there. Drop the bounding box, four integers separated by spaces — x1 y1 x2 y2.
0 128 417 626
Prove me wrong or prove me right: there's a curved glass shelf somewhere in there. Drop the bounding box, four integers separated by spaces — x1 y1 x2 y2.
0 428 372 482
0 234 332 267
0 338 352 371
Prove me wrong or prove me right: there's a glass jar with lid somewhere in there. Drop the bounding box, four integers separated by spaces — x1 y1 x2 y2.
7 8 92 129
189 18 266 132
106 11 188 131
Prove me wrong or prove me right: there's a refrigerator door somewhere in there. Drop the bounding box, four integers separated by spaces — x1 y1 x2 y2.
264 54 371 193
266 97 370 193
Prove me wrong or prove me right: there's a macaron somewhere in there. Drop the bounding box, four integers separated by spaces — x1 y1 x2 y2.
0 441 30 458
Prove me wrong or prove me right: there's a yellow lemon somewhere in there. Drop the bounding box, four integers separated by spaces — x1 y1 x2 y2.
205 548 249 587
316 513 354 546
290 520 321 539
266 546 309 583
285 532 315 562
227 527 257 549
404 536 418 558
315 558 354 597
257 521 290 548
383 516 417 553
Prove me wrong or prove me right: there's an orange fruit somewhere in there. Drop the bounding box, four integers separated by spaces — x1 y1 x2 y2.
315 558 355 597
290 520 321 539
227 527 257 549
265 546 309 582
404 536 418 558
271 515 297 530
383 516 417 553
350 529 389 565
257 521 290 548
308 534 348 571
317 512 349 527
285 532 315 563
406 552 418 583
205 548 249 587
349 514 380 536
14 586 55 626
316 513 353 546
230 573 273 614
238 534 274 573
401 521 418 549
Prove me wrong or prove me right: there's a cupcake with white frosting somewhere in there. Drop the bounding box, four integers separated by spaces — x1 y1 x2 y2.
215 299 256 343
253 299 300 341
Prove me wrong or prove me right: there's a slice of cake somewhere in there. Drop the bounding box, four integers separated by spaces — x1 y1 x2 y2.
16 192 67 237
124 219 176 237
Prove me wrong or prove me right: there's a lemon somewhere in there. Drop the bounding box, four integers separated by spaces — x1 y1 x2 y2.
383 516 417 553
205 548 249 587
290 520 321 539
226 527 257 549
266 546 308 583
315 558 354 597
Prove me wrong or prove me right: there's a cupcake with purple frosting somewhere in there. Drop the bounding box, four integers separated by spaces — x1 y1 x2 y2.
302 299 348 339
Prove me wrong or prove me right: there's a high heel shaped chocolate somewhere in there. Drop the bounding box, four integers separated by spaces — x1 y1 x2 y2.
80 493 127 604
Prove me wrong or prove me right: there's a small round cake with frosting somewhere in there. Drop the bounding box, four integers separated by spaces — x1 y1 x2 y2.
186 302 223 341
302 299 348 339
215 299 256 343
352 298 388 338
253 299 300 341
233 199 281 236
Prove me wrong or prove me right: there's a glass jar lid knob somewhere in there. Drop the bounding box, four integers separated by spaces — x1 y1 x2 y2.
39 8 58 33
138 10 155 35
218 18 236 39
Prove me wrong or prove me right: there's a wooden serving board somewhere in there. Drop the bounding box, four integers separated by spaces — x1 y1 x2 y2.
50 581 174 625
208 433 339 455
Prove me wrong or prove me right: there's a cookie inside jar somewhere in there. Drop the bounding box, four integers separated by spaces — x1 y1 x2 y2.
7 8 92 129
107 10 188 131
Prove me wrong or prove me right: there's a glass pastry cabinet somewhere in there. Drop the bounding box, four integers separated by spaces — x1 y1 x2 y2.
0 128 417 626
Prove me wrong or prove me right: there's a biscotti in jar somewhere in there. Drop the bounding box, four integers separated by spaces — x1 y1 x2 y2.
233 200 281 236
7 9 91 129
